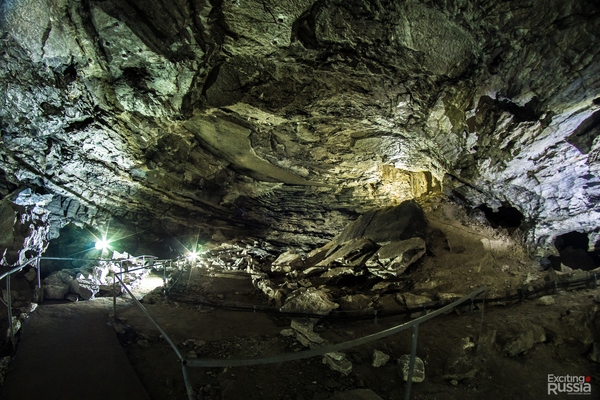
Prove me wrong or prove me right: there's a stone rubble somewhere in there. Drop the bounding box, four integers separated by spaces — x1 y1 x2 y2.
42 260 150 301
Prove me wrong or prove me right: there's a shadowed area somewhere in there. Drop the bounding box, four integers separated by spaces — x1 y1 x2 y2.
0 299 151 400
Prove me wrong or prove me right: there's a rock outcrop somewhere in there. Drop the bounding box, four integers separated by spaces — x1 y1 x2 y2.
0 0 599 259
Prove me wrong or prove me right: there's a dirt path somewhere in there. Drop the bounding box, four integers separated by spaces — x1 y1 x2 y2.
0 298 151 400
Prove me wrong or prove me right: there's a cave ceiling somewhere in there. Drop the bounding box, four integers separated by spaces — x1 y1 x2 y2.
0 0 599 257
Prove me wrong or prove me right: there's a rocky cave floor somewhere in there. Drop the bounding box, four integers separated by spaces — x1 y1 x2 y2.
2 199 600 399
113 274 600 400
107 200 600 400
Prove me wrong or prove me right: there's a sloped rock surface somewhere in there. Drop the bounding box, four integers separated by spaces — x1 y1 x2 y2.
0 0 599 259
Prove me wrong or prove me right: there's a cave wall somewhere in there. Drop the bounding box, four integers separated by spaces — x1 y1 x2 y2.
0 0 599 256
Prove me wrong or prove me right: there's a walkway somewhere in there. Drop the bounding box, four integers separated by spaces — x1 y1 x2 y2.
0 298 151 400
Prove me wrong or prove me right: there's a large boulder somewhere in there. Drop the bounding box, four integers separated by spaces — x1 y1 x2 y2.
335 201 428 245
43 273 71 300
365 237 426 278
280 287 339 315
70 275 99 300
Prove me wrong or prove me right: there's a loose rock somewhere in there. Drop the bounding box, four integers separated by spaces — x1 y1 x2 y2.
323 352 353 376
537 296 555 306
372 350 390 367
397 355 425 383
280 287 339 315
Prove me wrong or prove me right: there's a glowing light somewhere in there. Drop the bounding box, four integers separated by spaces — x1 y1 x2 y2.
187 252 198 260
95 239 110 250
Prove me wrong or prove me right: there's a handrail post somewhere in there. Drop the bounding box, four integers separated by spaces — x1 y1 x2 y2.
7 274 15 349
36 256 42 303
404 324 419 400
163 261 168 294
112 271 117 320
182 363 195 400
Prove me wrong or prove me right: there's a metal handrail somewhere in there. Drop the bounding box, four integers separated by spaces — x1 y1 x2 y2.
113 272 195 400
113 269 485 400
113 274 184 360
1 256 41 348
184 286 487 368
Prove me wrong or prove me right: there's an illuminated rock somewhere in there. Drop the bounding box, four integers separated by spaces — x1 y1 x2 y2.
280 287 339 315
397 355 425 383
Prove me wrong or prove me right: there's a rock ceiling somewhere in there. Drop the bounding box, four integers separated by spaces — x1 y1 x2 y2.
0 0 599 258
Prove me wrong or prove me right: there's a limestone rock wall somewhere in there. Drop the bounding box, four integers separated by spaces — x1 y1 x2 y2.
0 0 598 256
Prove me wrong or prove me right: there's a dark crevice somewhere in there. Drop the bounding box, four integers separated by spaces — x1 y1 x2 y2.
476 204 523 232
566 110 600 154
549 231 599 271
64 117 95 133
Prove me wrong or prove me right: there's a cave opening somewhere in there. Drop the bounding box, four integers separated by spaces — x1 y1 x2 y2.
41 224 104 278
475 204 524 232
549 231 600 271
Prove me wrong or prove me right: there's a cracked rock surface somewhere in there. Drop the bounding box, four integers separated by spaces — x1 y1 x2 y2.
0 0 599 259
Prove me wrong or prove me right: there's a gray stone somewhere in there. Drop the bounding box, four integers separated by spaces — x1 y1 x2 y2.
64 293 79 302
24 268 37 282
366 238 426 278
442 356 478 381
43 274 70 300
397 354 425 383
6 317 21 339
20 303 38 314
537 295 555 306
280 287 339 315
316 238 378 267
271 251 304 273
279 329 295 337
398 293 433 309
323 352 352 376
320 267 357 279
501 325 546 357
338 294 373 311
372 350 390 367
69 278 99 300
370 281 405 294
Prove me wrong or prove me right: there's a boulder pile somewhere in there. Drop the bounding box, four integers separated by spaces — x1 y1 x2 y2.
191 200 429 318
42 260 149 301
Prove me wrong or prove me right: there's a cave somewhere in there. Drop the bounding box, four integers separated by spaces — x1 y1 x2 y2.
0 0 600 399
549 231 600 271
475 204 524 232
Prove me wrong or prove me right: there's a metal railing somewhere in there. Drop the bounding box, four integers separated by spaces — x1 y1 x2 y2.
1 255 177 349
4 254 598 400
114 265 486 400
0 257 42 348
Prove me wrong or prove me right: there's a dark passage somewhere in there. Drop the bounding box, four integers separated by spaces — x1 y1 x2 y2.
476 204 524 232
549 231 599 271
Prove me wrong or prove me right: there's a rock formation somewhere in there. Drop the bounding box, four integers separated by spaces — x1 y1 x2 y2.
0 0 598 263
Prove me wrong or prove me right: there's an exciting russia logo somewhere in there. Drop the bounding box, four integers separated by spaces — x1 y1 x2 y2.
548 375 592 395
